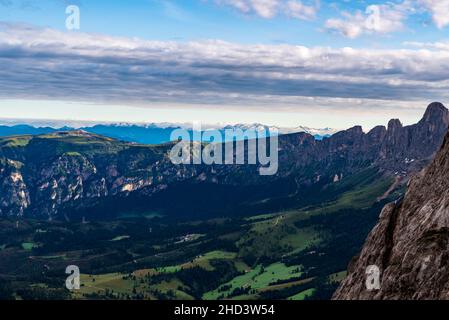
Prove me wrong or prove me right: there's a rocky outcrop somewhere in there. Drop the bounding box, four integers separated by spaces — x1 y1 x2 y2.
0 158 30 216
34 153 107 216
334 125 449 300
276 102 449 187
378 102 449 171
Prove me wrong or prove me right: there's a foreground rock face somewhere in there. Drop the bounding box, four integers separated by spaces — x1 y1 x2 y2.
334 127 449 300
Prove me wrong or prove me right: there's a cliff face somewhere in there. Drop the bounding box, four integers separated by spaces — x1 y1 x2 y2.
0 132 200 218
0 103 448 219
334 126 449 300
0 158 30 216
378 102 449 169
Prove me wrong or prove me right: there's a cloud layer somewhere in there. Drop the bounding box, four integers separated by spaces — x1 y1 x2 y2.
215 0 319 20
215 0 449 38
325 1 414 38
1 22 449 112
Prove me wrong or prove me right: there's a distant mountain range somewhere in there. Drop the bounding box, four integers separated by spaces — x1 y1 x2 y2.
0 122 337 144
0 102 447 219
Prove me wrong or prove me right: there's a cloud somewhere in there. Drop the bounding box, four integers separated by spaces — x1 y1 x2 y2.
419 0 449 28
404 40 449 50
285 0 319 20
324 0 449 38
325 1 414 38
1 22 449 112
215 0 319 20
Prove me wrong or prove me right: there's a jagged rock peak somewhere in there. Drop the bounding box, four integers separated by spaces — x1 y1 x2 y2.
387 119 403 131
347 126 364 134
367 125 387 139
421 102 448 123
332 125 364 139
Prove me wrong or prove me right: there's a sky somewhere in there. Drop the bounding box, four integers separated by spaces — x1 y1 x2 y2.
1 0 449 130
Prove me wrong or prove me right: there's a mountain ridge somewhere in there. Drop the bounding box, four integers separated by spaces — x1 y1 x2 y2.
334 111 449 299
0 102 448 220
